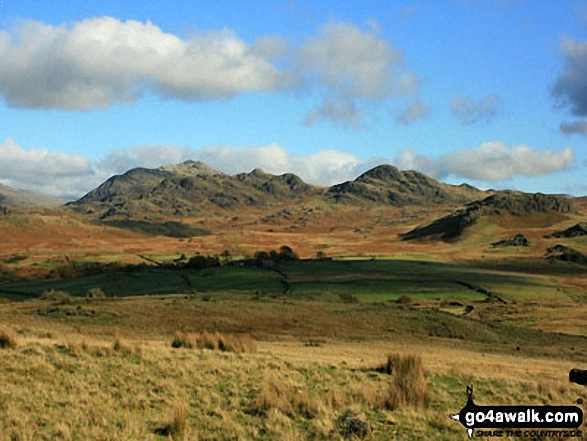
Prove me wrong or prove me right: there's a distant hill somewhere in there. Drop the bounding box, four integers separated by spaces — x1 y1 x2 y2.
401 192 576 242
327 165 486 205
68 161 488 220
0 183 66 208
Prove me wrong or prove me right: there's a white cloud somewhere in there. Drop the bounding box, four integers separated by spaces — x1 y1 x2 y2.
442 142 574 180
191 143 369 186
304 98 363 128
297 22 419 100
0 17 423 120
394 142 574 182
396 101 431 125
450 94 501 124
97 144 192 174
0 138 92 184
394 150 444 178
0 138 96 198
0 17 290 109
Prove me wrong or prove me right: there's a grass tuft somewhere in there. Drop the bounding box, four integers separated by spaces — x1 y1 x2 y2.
155 401 187 440
0 328 17 349
382 354 427 411
171 331 256 354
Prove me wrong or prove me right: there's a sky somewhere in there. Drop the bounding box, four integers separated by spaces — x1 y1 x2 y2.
0 0 586 199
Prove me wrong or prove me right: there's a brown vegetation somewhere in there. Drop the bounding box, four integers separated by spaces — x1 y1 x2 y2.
381 354 428 411
172 331 257 354
0 328 17 349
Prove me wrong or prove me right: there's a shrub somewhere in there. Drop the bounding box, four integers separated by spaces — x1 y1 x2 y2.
0 328 17 349
396 294 414 305
113 338 134 354
86 287 106 299
171 331 197 349
40 289 71 304
381 354 427 411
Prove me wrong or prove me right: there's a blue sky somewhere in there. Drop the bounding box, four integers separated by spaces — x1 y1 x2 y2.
0 0 586 199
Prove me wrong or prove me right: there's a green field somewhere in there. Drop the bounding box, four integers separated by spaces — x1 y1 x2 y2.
0 258 580 307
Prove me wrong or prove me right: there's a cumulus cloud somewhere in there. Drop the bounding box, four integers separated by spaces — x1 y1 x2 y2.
394 150 444 179
552 38 587 116
0 17 291 109
396 101 431 125
191 143 370 186
394 142 574 182
97 144 192 174
0 138 92 184
0 138 96 198
0 17 423 119
560 119 587 135
450 94 501 124
442 142 574 180
297 22 419 100
304 98 363 128
294 22 422 127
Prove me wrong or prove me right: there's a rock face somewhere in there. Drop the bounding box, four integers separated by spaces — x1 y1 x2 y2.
546 222 587 238
68 162 487 220
401 192 576 242
492 234 530 247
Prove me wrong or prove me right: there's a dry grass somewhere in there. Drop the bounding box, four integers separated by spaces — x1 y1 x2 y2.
0 328 17 349
381 354 428 411
0 333 583 440
171 330 257 354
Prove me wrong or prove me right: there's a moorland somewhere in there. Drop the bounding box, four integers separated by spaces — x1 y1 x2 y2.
0 162 586 440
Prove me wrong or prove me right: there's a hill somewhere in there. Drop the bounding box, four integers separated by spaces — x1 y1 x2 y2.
400 191 576 242
0 183 66 208
68 162 487 220
327 165 486 205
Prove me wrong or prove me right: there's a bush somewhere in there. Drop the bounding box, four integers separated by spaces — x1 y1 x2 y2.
39 289 71 304
86 287 106 299
381 354 427 411
171 331 197 349
0 328 17 349
396 294 414 305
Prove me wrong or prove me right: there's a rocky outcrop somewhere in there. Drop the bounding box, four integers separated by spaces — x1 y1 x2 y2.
492 234 530 247
401 192 575 242
546 222 587 238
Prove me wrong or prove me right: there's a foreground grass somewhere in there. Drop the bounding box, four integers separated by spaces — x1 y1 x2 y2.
1 332 585 441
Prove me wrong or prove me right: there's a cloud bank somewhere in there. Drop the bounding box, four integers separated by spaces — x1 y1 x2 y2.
396 142 574 181
0 139 575 199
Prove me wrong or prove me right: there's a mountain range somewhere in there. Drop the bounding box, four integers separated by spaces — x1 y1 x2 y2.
67 160 488 220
